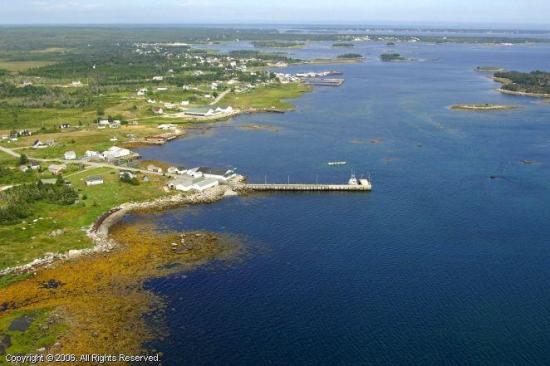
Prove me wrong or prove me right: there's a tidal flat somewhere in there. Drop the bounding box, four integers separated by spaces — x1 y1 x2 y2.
0 223 243 362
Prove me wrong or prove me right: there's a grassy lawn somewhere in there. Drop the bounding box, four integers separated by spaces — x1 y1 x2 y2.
0 107 96 131
0 308 65 364
10 125 161 159
222 83 311 110
0 166 170 271
0 60 57 72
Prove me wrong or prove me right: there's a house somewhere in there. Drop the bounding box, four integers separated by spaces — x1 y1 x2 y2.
147 164 163 174
194 177 219 191
32 140 48 149
152 76 164 81
181 100 190 106
59 123 71 129
85 150 104 160
64 151 77 160
48 164 66 175
156 87 168 92
168 175 219 192
168 175 195 191
196 167 236 182
19 165 29 172
102 146 135 161
40 178 57 185
153 108 164 115
109 120 121 129
186 167 203 178
184 107 215 117
167 166 187 175
29 161 41 170
71 80 82 86
85 176 104 186
98 120 110 129
119 170 136 179
137 88 148 96
158 124 177 130
184 106 234 117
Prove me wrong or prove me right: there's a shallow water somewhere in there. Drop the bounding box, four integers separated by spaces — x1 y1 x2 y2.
127 40 550 365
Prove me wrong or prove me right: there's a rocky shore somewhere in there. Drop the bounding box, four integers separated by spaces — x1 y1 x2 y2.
0 184 239 277
497 88 550 98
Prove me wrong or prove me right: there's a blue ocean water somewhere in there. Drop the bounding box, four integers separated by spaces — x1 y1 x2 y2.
128 41 550 365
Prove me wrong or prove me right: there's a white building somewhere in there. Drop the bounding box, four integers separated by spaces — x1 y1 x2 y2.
158 124 177 130
137 88 148 96
168 175 219 192
98 120 110 129
64 151 77 160
85 176 104 186
102 146 133 161
32 140 48 149
48 164 66 175
147 164 163 174
196 167 236 182
167 166 187 175
110 120 121 129
85 150 104 160
152 76 164 81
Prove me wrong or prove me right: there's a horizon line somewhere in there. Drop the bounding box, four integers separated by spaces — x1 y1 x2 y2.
0 22 549 31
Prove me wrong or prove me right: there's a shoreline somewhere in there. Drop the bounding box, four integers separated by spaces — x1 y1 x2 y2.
449 104 519 111
0 184 240 277
497 88 550 98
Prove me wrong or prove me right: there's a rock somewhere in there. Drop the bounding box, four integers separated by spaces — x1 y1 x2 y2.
9 315 34 332
40 279 64 289
67 250 81 259
0 334 11 355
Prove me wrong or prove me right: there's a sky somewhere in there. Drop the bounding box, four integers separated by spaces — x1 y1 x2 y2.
0 0 549 27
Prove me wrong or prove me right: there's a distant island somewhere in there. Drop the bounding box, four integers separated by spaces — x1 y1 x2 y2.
336 53 363 60
475 66 505 73
252 41 305 48
494 70 550 97
380 53 407 62
450 104 518 111
332 42 354 48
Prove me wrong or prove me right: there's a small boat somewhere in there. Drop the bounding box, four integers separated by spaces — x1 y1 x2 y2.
348 173 373 189
328 161 347 166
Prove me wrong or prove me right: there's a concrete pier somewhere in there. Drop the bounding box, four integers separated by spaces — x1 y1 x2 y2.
243 183 371 192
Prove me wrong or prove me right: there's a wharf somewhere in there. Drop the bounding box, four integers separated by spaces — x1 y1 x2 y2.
243 183 371 192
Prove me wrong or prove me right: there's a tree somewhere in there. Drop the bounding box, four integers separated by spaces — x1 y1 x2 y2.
18 154 29 165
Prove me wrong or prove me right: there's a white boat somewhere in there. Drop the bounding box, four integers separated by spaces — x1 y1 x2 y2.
328 161 347 166
348 173 373 189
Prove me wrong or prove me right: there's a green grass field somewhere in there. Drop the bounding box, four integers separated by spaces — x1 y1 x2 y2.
0 164 170 271
0 60 57 72
222 83 311 110
0 307 65 365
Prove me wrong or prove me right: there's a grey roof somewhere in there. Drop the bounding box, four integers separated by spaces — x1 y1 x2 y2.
85 176 104 182
194 177 219 188
197 167 231 176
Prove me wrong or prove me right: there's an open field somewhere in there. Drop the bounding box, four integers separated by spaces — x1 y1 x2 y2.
0 162 170 271
0 60 57 72
223 83 311 111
